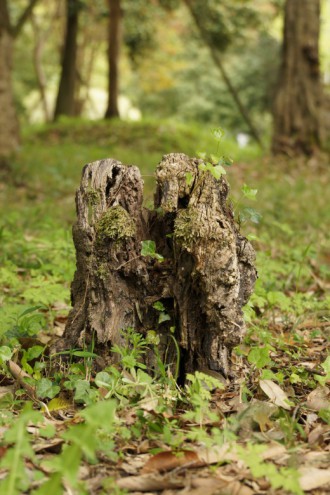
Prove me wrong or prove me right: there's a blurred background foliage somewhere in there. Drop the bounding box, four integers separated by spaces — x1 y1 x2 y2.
7 0 324 130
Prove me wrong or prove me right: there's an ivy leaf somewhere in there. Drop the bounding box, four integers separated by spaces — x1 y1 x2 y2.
73 379 90 403
248 347 272 368
240 207 262 224
25 345 44 361
0 346 12 363
196 151 207 160
158 313 171 324
220 156 233 167
209 153 220 163
141 240 164 261
95 371 112 389
153 301 165 311
36 378 60 399
242 184 258 200
212 164 226 178
212 127 225 142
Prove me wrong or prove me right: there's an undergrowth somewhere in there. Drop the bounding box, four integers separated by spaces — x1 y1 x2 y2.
0 120 329 494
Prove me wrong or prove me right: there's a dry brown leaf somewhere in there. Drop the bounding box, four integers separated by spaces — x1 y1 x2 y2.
33 437 64 453
194 442 287 468
259 379 292 410
306 386 330 411
179 477 228 495
308 424 330 445
141 450 202 474
117 473 186 491
198 444 238 465
192 477 253 495
260 442 287 461
120 454 150 475
299 467 330 491
219 481 254 495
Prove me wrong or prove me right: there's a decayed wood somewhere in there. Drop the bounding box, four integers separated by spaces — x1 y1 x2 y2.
61 154 256 378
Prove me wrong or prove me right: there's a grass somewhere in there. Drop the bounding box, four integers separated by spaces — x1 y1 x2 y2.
0 118 329 495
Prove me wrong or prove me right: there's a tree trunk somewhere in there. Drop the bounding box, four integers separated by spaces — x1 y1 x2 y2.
272 0 322 155
53 0 80 120
0 0 19 166
59 154 256 380
31 11 53 122
105 0 121 119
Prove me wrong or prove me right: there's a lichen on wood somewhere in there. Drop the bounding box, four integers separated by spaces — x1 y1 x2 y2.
60 154 257 379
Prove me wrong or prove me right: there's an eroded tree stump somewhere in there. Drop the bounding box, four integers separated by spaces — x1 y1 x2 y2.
60 154 257 379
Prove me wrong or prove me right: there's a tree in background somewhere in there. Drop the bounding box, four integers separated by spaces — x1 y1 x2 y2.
0 0 39 166
54 0 83 120
272 0 322 155
105 0 121 119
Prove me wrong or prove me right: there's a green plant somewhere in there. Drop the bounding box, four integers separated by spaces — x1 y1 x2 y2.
238 443 303 495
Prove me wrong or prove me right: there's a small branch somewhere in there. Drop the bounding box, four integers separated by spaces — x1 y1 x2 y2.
0 0 12 32
7 359 37 400
183 0 264 149
12 0 39 38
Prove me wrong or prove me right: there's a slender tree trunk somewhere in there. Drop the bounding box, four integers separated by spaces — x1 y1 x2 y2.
0 0 19 166
105 0 121 119
183 0 263 149
272 0 322 155
54 0 80 120
31 12 53 122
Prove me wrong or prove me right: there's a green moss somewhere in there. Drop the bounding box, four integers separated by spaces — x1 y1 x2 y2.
96 262 108 280
174 208 201 249
96 205 136 241
86 187 101 206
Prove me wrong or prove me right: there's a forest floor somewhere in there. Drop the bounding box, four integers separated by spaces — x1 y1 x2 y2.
0 119 329 494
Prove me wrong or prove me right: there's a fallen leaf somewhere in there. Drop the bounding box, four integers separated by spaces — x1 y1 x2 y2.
299 467 330 491
33 437 64 453
198 444 238 465
259 380 292 410
117 473 186 491
306 386 330 411
46 397 72 412
192 477 254 495
141 450 201 474
308 424 330 446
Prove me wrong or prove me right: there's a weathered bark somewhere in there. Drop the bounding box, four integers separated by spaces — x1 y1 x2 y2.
272 0 322 155
61 154 256 379
0 0 19 165
54 0 80 120
105 0 121 119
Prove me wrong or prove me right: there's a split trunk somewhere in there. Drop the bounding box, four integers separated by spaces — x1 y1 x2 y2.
60 154 256 379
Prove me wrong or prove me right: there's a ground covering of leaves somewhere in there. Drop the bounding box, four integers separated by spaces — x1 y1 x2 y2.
0 121 329 494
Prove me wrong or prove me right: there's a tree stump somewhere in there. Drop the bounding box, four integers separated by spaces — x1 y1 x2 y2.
60 154 257 379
